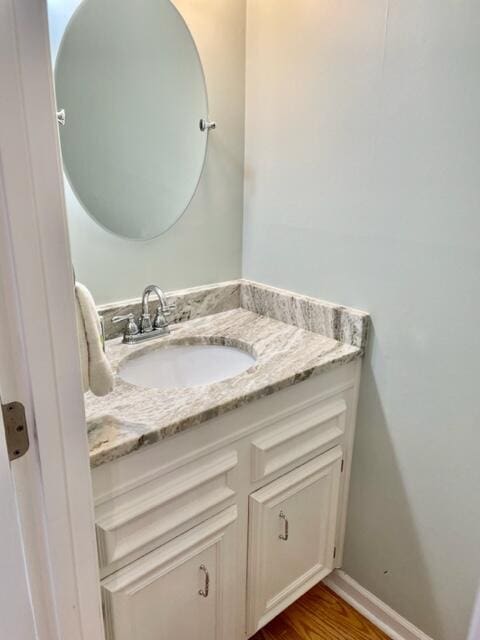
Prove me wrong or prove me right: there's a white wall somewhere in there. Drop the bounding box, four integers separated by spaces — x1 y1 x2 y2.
48 0 245 304
244 2 480 639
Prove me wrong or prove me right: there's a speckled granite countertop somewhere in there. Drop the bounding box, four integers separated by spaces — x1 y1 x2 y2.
87 308 362 468
86 280 369 468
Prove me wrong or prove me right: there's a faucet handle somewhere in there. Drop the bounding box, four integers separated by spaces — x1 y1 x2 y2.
164 302 176 316
153 301 176 330
152 306 169 330
112 313 139 337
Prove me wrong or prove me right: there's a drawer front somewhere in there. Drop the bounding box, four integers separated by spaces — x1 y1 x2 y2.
250 393 346 482
247 447 342 635
96 449 238 576
101 506 239 640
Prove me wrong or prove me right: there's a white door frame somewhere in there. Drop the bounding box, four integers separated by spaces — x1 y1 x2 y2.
0 1 104 639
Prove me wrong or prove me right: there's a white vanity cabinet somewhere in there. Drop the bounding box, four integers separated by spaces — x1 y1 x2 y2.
247 447 343 634
92 360 361 640
101 507 239 640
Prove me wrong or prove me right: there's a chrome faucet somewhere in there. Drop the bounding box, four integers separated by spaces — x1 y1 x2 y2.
112 284 175 344
140 285 170 332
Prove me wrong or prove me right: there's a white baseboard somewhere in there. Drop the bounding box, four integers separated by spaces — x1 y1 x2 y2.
324 570 434 640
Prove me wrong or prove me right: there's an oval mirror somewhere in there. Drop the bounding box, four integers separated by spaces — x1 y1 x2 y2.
55 0 209 240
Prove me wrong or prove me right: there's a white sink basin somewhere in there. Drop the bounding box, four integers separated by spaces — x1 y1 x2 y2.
118 343 256 390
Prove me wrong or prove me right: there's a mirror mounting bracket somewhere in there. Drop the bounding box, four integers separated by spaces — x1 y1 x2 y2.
199 118 216 132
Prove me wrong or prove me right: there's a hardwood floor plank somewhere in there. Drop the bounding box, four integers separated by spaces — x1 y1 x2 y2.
251 583 390 640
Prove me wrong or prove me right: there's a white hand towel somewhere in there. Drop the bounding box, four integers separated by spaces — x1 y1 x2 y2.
75 282 114 396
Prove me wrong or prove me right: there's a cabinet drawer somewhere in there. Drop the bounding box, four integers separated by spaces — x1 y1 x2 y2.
101 506 239 640
250 393 346 481
96 450 238 576
247 447 342 635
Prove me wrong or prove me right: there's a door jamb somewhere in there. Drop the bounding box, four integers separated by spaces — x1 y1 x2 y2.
0 1 104 639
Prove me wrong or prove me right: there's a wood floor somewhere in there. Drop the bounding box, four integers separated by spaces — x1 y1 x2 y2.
251 583 390 640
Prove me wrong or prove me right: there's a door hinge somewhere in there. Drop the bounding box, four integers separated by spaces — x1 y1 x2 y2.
333 546 337 559
341 458 344 472
1 401 29 461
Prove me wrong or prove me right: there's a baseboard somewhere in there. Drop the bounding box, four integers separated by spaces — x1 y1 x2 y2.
324 570 434 640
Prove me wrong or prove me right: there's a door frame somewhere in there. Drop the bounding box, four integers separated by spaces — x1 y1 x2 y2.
0 0 104 639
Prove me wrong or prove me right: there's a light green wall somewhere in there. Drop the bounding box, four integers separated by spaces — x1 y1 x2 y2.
49 0 245 304
244 2 480 639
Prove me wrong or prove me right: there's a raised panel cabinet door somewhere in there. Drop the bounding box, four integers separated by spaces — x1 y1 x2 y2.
101 506 239 640
247 447 343 635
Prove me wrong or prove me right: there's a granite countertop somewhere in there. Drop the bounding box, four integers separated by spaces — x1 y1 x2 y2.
86 307 362 468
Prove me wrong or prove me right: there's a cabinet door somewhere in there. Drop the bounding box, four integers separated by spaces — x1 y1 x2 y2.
101 506 239 640
247 447 342 635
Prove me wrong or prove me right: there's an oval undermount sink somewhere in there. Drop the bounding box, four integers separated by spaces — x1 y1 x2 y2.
118 342 256 390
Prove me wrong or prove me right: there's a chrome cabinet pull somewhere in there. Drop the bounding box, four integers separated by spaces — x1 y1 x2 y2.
279 511 289 541
198 564 210 598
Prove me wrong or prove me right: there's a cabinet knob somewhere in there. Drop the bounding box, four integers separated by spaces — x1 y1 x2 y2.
198 564 210 598
279 511 289 541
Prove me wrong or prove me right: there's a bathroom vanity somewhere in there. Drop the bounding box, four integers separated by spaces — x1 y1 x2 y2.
87 280 369 640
